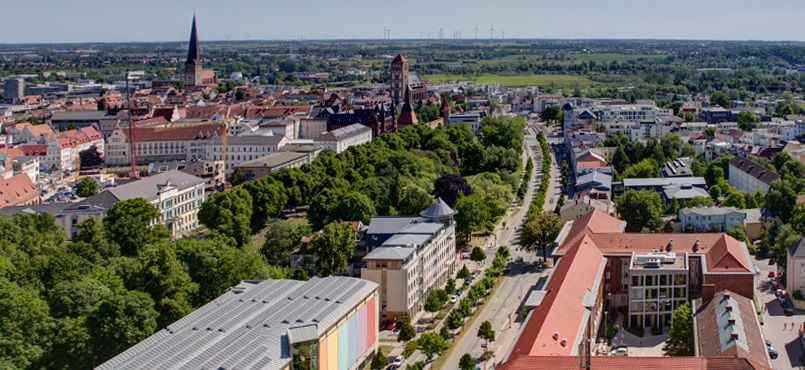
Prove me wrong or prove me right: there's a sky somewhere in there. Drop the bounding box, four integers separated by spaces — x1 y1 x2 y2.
4 0 805 43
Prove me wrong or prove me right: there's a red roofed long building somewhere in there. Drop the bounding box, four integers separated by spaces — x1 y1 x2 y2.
0 173 39 208
503 209 762 369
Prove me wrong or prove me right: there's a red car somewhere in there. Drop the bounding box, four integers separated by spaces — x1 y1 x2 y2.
768 271 776 278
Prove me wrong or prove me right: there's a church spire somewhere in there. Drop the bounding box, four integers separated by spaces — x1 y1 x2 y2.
186 15 200 64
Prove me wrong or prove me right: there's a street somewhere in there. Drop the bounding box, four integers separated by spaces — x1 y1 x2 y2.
439 123 562 369
754 254 805 369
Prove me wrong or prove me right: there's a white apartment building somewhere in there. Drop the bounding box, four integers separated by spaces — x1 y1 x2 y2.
314 123 372 154
12 156 39 183
728 156 779 193
787 238 805 307
627 251 689 328
678 207 747 232
362 199 457 321
594 104 673 123
205 134 288 173
59 170 206 237
449 112 485 135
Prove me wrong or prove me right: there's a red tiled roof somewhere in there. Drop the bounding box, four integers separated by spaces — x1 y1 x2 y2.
20 144 47 156
391 54 407 64
0 173 38 208
121 121 224 142
497 355 767 370
706 235 751 272
508 233 605 358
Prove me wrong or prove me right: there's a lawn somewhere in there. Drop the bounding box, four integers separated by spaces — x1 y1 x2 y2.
422 73 596 88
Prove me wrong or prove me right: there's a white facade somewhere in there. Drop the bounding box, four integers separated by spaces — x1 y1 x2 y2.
678 207 746 232
205 134 288 173
12 157 39 183
449 113 482 135
314 124 373 154
595 104 673 123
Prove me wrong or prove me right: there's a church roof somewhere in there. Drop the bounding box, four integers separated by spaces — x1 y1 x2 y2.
186 15 200 64
397 86 418 126
392 54 407 64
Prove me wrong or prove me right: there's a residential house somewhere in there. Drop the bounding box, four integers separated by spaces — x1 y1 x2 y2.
613 177 709 205
314 123 372 154
0 173 40 208
787 238 805 309
559 197 613 222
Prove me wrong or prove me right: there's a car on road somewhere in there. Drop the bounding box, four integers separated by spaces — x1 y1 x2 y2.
464 278 471 286
768 271 776 278
768 348 779 359
470 272 477 280
392 355 404 367
449 295 458 304
611 345 629 356
455 288 463 296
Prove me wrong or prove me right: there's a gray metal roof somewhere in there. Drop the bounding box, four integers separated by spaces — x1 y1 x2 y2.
96 277 377 370
662 185 710 200
789 238 805 259
382 233 432 248
238 151 309 169
419 198 457 219
108 171 204 203
315 123 371 142
622 177 706 187
575 171 612 189
679 206 741 217
363 246 416 261
366 216 419 235
50 110 108 121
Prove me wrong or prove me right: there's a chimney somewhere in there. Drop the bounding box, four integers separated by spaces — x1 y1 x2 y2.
668 238 673 252
730 331 739 340
702 283 716 303
694 238 700 252
724 292 731 300
726 305 733 312
561 338 567 347
553 332 560 340
728 318 736 325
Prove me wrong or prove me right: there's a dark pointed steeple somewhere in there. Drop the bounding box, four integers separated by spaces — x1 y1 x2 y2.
186 15 200 64
397 85 418 128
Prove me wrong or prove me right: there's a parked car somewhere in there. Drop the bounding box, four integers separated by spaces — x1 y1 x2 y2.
769 348 779 359
385 319 396 331
455 288 463 296
780 298 788 308
768 271 776 278
392 355 404 367
464 278 471 286
470 272 478 280
449 295 458 304
611 345 629 356
785 308 794 316
766 340 772 347
776 289 784 297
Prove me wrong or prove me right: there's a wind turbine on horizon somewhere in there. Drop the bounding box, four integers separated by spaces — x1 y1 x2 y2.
489 25 495 41
473 25 480 40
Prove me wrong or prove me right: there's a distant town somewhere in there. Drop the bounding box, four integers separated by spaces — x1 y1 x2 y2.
4 13 805 370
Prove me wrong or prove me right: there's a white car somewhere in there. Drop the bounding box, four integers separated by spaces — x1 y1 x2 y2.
392 355 404 367
611 345 628 356
449 295 458 304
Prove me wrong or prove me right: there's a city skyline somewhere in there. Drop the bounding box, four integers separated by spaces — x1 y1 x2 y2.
4 0 805 43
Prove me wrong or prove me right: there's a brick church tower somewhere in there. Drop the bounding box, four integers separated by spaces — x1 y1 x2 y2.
390 54 409 106
184 15 202 87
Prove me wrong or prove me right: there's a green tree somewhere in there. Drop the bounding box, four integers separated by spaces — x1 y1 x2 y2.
87 289 159 365
766 180 798 222
97 97 107 111
370 348 388 370
396 184 434 215
134 243 198 327
76 177 99 197
0 278 54 369
440 325 450 341
445 278 456 296
615 190 664 232
470 246 486 267
260 220 311 266
457 265 471 279
335 192 377 224
665 302 694 356
710 92 730 108
727 225 750 245
408 361 426 370
198 188 253 247
737 110 760 131
445 310 464 330
622 158 659 178
307 187 346 230
459 353 475 370
542 105 563 122
230 167 246 186
433 174 473 207
477 320 496 362
520 211 563 262
454 195 491 239
722 191 747 209
709 184 722 201
103 198 167 256
242 177 288 230
396 315 416 343
418 331 449 361
424 290 444 320
307 222 356 277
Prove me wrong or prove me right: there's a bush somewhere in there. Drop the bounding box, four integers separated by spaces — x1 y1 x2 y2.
651 326 663 336
599 322 618 339
402 340 419 357
794 290 804 302
626 326 644 337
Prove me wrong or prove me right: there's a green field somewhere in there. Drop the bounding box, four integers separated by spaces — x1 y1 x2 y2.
564 53 668 61
422 73 596 88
